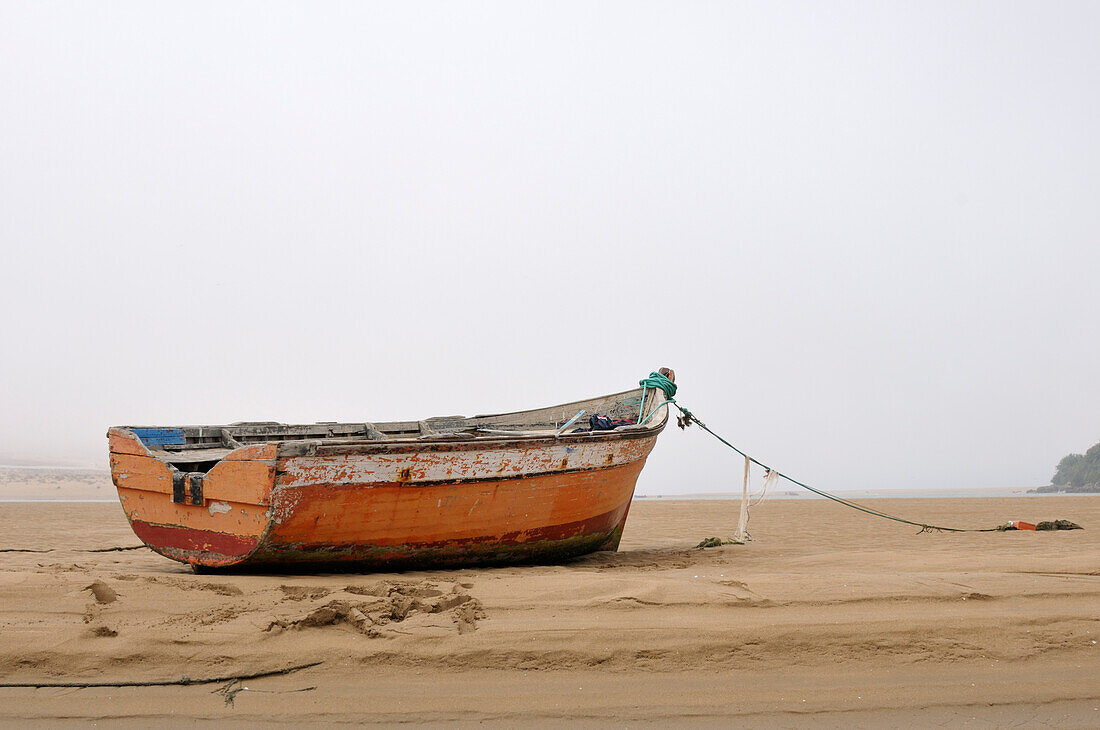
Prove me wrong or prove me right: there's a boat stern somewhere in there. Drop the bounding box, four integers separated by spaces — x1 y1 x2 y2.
108 428 275 568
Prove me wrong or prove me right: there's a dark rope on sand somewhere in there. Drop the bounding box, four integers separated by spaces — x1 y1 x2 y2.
87 545 148 553
0 545 148 553
0 661 322 689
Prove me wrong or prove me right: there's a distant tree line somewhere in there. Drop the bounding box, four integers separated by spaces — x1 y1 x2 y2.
1051 441 1100 489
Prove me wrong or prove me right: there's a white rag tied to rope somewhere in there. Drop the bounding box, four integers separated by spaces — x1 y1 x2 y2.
735 456 779 542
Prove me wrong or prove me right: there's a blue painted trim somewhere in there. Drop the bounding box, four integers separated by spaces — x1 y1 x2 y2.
131 427 186 447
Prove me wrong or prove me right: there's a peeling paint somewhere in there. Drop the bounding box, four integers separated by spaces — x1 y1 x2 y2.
208 501 232 516
277 438 653 489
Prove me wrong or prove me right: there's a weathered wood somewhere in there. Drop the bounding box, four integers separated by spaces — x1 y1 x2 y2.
110 452 174 495
129 427 186 447
423 415 467 431
153 448 235 464
417 431 477 440
113 450 275 506
277 437 656 488
223 443 279 461
107 428 151 456
474 427 551 437
268 460 645 549
118 387 654 451
116 486 268 538
362 423 386 440
220 429 245 449
203 459 275 506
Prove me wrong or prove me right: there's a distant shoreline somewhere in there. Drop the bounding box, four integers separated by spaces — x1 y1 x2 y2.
0 464 107 471
0 499 117 503
637 489 1099 501
1028 484 1100 495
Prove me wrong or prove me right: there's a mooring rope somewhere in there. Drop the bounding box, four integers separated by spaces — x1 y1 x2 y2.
637 372 678 424
639 372 999 533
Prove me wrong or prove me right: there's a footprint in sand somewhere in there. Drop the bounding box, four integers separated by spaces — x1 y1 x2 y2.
195 582 244 596
267 580 485 636
715 579 769 605
279 585 331 601
84 580 117 604
82 580 118 628
140 576 244 596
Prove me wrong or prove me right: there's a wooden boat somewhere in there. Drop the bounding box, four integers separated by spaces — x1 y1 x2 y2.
107 368 675 571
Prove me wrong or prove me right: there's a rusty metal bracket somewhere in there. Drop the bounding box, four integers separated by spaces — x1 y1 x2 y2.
189 473 204 505
172 471 187 504
172 471 204 505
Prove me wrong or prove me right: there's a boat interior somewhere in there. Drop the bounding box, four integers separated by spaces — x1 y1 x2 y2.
117 386 670 475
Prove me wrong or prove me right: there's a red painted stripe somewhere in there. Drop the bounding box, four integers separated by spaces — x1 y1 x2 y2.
131 520 259 557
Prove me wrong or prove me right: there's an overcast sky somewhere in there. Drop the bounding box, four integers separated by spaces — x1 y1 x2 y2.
1 2 1097 494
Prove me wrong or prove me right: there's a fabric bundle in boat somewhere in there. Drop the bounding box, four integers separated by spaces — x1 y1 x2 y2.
572 415 636 433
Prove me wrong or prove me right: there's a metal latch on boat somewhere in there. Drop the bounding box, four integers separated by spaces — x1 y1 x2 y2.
172 471 204 506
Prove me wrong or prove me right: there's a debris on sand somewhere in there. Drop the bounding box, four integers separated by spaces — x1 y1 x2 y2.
266 581 485 636
696 537 742 548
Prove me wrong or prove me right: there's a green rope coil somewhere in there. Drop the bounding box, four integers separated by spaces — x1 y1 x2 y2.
638 372 677 425
640 372 677 399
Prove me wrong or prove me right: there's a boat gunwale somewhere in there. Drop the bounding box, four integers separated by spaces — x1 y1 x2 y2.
110 384 672 456
275 418 667 457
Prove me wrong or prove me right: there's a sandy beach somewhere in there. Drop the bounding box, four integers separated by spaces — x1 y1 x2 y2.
1 495 1098 726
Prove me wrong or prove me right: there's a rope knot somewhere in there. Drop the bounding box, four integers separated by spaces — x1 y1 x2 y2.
637 371 678 425
639 372 677 399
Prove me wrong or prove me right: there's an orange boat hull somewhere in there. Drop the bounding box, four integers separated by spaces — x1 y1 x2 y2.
258 456 648 569
108 420 661 571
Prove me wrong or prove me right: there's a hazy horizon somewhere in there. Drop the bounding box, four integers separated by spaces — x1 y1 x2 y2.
2 2 1098 495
